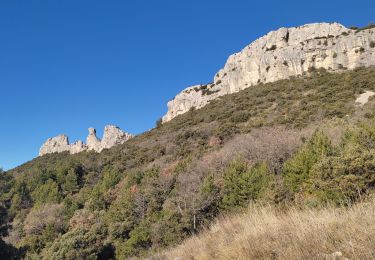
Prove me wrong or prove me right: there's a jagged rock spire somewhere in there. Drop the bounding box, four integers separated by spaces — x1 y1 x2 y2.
39 125 133 156
86 127 102 152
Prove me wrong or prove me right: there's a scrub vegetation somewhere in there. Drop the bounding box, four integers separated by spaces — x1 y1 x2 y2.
2 67 375 259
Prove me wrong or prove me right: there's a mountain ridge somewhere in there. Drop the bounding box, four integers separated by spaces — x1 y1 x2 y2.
163 22 375 122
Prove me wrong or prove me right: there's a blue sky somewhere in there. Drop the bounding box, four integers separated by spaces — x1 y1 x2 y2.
1 0 374 170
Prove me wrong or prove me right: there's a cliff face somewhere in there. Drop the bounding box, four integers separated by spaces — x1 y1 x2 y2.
39 125 133 156
39 135 71 155
163 23 375 122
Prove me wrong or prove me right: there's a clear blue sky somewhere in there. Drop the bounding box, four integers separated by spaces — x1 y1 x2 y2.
1 0 374 170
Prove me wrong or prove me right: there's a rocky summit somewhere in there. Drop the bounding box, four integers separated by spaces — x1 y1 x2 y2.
162 22 375 122
39 125 133 156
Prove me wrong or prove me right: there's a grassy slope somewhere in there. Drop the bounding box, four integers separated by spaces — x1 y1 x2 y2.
158 198 375 259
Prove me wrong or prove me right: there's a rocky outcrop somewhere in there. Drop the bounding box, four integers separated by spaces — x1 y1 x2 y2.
69 140 87 154
101 125 133 150
163 23 375 122
86 128 102 152
39 135 71 155
355 91 375 106
39 125 133 156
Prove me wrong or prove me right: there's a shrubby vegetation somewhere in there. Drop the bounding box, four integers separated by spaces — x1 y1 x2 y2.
2 67 375 258
0 169 19 259
220 160 272 210
355 23 375 32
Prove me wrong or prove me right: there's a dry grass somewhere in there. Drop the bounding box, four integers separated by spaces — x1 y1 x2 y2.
155 198 375 260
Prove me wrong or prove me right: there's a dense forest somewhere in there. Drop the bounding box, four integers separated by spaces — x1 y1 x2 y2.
2 67 375 259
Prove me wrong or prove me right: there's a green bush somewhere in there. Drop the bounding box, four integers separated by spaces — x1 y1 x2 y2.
215 122 238 140
106 189 137 239
117 224 151 257
221 159 272 210
31 180 61 205
63 169 80 194
42 224 109 260
308 150 375 205
230 111 250 123
282 131 334 194
283 124 375 206
0 170 19 259
101 168 122 190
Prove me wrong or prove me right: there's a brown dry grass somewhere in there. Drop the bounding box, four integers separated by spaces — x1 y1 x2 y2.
155 198 375 260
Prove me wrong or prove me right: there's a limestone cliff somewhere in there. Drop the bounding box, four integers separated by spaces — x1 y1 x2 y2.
101 125 133 150
39 135 71 155
163 23 375 122
39 125 133 156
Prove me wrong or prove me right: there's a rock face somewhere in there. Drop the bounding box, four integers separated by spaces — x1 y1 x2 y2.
39 135 71 155
86 127 102 152
101 125 133 150
163 23 375 122
39 125 133 156
69 140 87 154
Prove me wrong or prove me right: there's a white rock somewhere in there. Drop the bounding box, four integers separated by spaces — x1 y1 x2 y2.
39 125 133 156
163 22 375 122
355 91 375 106
69 140 87 154
101 125 133 150
39 135 70 156
86 127 102 152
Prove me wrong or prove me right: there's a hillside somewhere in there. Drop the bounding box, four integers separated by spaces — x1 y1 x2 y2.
158 198 375 259
1 65 375 259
